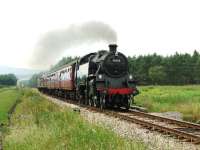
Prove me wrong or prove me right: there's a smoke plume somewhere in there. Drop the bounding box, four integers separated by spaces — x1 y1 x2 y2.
31 21 117 69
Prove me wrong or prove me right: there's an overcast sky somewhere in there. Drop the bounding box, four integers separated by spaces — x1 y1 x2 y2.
0 0 200 69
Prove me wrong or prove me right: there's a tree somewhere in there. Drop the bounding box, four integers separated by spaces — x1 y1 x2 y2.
193 58 200 84
50 56 78 71
148 66 166 84
0 74 17 86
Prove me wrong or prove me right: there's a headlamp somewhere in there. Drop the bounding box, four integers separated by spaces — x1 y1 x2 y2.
98 74 103 79
129 75 133 80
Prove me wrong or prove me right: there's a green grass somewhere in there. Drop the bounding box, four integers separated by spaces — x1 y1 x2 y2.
0 85 5 89
0 85 7 89
0 85 13 90
0 86 12 93
135 85 200 122
0 87 21 124
3 89 146 150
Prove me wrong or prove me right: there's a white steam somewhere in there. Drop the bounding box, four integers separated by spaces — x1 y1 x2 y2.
31 21 117 69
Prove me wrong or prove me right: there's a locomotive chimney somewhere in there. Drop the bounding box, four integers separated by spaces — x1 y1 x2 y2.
109 44 117 53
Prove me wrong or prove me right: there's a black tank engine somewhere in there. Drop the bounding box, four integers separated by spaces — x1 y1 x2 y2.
77 44 139 109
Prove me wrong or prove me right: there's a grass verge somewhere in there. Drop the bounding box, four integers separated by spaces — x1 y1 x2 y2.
0 87 21 125
3 89 146 150
0 85 7 89
135 85 200 122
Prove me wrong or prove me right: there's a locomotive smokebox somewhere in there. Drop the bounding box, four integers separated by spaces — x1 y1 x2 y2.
109 44 117 53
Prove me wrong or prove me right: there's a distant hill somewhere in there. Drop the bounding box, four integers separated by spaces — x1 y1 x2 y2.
0 65 42 80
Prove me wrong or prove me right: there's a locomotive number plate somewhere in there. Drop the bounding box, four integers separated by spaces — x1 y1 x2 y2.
112 58 121 62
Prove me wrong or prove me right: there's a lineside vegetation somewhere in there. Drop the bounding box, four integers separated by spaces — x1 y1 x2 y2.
3 89 146 150
0 87 21 125
135 85 200 122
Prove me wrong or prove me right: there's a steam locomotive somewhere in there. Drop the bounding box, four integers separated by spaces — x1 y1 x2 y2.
38 44 139 110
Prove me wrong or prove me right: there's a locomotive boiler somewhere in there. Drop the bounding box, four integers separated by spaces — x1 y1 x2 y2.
38 44 139 110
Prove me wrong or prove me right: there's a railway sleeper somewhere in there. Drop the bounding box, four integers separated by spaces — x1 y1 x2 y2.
123 115 200 143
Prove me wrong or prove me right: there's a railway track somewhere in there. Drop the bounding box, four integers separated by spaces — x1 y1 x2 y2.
44 93 200 145
104 110 200 144
83 106 200 145
129 109 200 130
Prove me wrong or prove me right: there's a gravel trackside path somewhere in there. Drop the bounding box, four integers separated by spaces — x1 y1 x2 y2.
43 95 200 150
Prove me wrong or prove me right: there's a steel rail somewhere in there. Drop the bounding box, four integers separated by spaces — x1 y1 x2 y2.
102 110 200 144
129 109 200 130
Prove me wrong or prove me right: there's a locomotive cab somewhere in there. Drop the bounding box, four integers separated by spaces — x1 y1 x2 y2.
76 53 97 104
